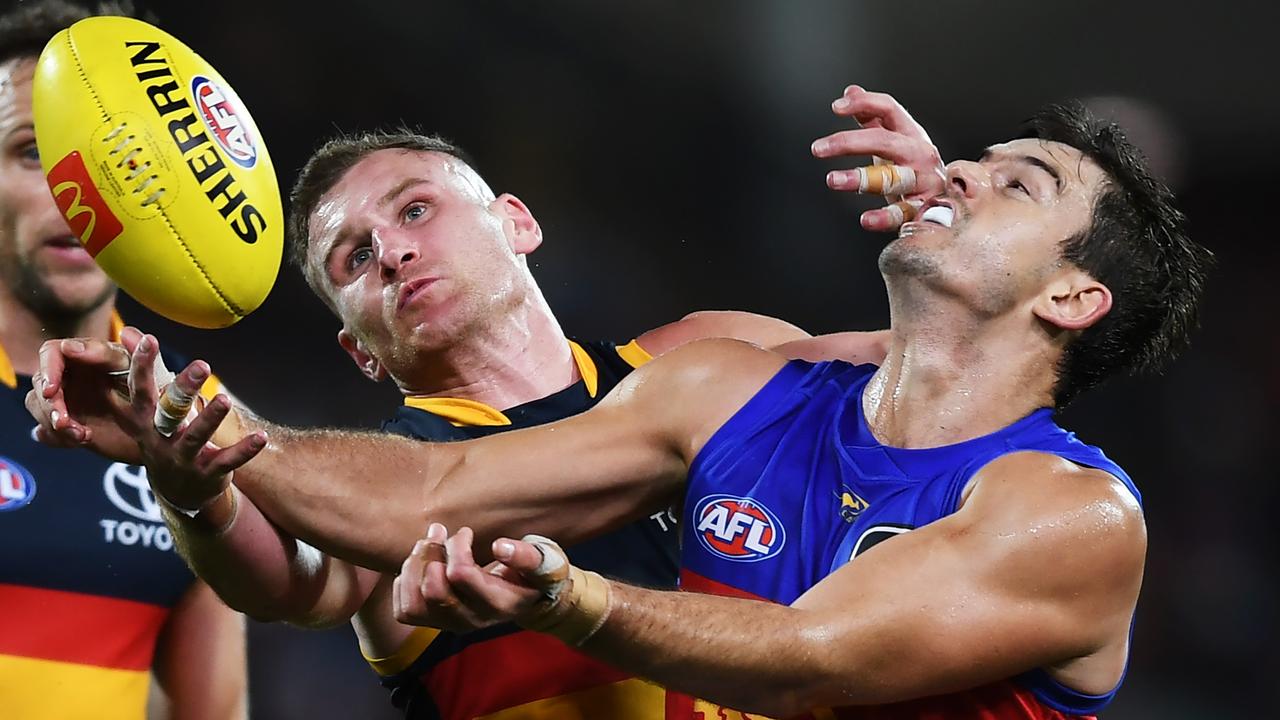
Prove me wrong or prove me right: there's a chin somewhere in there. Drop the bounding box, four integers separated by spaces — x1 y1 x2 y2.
23 271 116 319
878 240 942 279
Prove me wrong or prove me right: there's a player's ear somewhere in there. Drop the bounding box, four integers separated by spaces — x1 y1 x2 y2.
1033 269 1112 331
493 193 542 255
337 329 387 382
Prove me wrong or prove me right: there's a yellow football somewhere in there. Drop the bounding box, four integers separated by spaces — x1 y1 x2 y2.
32 16 282 328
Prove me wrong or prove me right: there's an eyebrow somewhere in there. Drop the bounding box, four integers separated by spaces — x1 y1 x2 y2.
378 178 433 208
980 148 1064 194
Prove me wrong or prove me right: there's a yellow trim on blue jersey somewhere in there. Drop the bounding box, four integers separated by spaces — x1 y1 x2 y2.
362 627 442 677
108 311 125 342
402 341 600 424
568 340 599 398
0 344 14 389
615 339 653 369
402 396 513 426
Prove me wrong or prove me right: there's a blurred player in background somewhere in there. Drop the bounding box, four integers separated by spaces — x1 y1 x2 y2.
0 2 245 719
31 126 887 715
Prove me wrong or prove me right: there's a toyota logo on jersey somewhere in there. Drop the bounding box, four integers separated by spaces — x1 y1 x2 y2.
0 456 36 512
693 494 786 562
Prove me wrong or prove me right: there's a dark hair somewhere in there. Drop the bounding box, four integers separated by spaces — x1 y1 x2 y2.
1023 102 1213 407
0 1 135 66
286 129 475 299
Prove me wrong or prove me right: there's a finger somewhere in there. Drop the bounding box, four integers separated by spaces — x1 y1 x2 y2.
444 526 477 582
33 424 84 448
812 127 922 166
832 87 929 141
175 394 230 461
395 539 432 619
825 163 917 196
173 360 211 402
129 335 161 420
495 536 565 588
59 337 131 373
861 200 924 233
419 550 463 612
200 430 268 476
37 340 66 398
119 326 144 354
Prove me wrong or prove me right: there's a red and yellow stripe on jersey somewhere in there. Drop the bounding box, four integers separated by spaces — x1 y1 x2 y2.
372 338 676 720
0 312 221 719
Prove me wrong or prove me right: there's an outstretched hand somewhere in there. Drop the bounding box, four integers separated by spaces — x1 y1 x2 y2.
25 326 161 462
117 333 267 514
812 85 947 232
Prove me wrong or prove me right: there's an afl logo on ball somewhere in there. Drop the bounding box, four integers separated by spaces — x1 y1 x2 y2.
191 76 256 169
0 456 36 512
693 494 785 562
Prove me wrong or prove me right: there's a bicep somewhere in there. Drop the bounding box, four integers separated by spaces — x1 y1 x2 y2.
790 466 1144 704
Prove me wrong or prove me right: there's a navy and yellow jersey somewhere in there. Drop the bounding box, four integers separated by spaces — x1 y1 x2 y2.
0 314 222 720
371 338 681 720
674 360 1139 720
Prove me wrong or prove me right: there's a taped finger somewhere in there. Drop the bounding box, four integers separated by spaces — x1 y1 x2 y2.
855 163 917 196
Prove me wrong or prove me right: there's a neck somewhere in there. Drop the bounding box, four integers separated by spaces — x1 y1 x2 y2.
395 282 578 411
865 300 1058 449
0 291 116 376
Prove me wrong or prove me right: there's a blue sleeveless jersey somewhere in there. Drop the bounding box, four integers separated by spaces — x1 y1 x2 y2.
677 360 1140 719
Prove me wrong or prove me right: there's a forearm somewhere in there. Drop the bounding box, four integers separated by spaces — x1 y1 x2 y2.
580 585 845 717
163 487 361 627
227 411 680 573
226 419 453 572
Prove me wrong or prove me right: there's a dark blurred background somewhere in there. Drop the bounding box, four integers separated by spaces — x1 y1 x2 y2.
42 0 1280 716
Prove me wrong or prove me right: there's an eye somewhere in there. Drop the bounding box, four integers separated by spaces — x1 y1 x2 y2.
403 202 428 222
346 245 374 272
1006 178 1030 196
18 141 39 166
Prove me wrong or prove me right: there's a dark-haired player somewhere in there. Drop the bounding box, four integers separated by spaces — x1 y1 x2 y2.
0 2 245 718
377 91 1212 717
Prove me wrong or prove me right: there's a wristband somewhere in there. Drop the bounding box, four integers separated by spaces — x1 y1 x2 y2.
157 486 238 535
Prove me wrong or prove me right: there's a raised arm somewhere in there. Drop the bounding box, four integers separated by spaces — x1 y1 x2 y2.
95 334 785 573
231 338 784 571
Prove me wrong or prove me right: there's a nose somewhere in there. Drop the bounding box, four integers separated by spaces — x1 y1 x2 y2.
945 159 986 200
373 227 420 282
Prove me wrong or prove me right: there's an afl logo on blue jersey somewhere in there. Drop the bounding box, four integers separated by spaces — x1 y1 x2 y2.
693 494 785 562
0 456 36 512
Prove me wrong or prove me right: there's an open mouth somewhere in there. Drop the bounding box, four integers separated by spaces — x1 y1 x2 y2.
919 205 954 228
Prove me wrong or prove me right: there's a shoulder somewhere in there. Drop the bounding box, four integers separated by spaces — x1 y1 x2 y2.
634 311 810 356
961 451 1146 580
603 339 791 458
629 337 790 395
